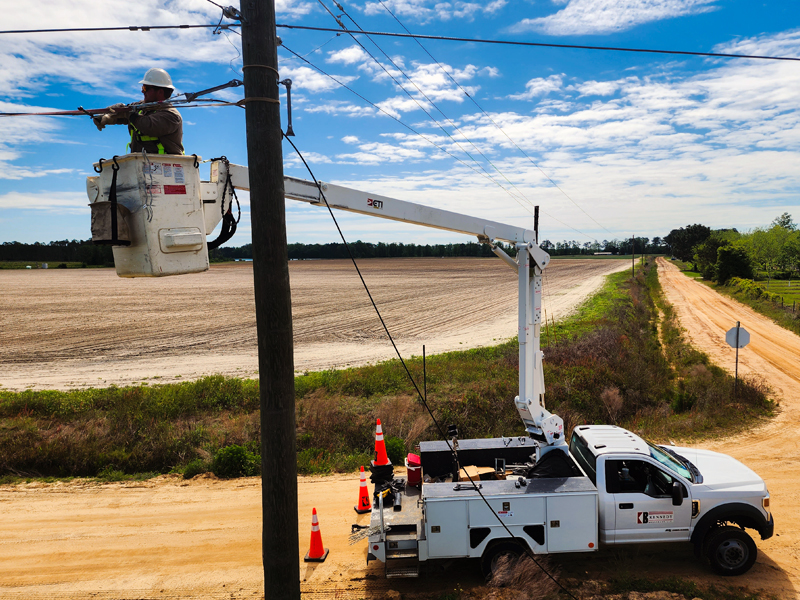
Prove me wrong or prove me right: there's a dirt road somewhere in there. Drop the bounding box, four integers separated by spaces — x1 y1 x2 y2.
0 258 627 391
655 257 800 598
3 258 797 599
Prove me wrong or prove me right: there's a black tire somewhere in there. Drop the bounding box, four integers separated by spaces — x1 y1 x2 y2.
705 526 757 576
480 540 526 580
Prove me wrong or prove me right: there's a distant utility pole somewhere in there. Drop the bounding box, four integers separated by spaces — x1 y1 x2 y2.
631 235 635 279
240 1 300 599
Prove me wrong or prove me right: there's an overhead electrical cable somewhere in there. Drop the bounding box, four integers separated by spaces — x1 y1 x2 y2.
0 24 238 34
1 24 797 63
331 0 539 213
276 25 800 62
373 0 615 237
315 0 532 210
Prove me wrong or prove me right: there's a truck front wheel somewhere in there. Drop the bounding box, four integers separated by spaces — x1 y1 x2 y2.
705 526 757 576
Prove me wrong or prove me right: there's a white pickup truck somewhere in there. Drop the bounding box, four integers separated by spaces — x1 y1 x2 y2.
367 425 773 578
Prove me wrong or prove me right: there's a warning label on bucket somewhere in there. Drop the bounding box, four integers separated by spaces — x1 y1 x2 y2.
164 185 187 195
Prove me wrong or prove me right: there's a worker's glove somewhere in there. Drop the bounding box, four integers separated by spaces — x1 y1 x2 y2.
93 113 116 131
107 103 128 114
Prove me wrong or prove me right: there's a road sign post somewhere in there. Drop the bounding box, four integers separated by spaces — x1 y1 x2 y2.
726 322 750 399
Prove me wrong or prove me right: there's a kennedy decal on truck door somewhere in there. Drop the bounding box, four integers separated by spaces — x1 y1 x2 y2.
637 511 673 524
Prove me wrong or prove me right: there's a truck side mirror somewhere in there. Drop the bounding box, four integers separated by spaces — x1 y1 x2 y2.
671 481 684 506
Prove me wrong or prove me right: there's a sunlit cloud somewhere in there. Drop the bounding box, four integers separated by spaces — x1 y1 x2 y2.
508 0 721 36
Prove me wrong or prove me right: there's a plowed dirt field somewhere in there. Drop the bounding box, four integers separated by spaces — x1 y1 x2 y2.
0 258 628 391
2 257 797 599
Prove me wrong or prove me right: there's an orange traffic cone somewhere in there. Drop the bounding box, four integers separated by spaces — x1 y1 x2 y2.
372 418 390 466
304 508 329 562
354 466 372 514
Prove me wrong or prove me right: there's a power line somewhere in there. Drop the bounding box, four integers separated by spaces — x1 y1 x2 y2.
277 25 800 62
2 22 798 64
0 24 237 34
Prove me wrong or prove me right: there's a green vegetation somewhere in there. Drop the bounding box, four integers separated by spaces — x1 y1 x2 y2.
212 444 260 478
668 213 800 285
0 260 773 481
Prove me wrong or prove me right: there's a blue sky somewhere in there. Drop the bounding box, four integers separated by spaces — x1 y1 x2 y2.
1 0 799 247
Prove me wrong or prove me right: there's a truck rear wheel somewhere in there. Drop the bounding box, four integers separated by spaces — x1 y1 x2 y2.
480 541 526 579
705 526 757 576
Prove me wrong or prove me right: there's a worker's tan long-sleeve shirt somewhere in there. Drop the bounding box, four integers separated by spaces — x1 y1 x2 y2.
113 103 184 155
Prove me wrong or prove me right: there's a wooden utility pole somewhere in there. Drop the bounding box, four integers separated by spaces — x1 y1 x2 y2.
631 235 635 278
240 1 300 598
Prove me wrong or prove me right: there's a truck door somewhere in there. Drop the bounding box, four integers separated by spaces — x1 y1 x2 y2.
605 459 691 543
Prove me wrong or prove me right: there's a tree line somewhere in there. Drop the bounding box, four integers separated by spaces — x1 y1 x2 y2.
0 236 669 265
539 237 667 255
211 240 514 261
0 240 113 266
664 213 800 283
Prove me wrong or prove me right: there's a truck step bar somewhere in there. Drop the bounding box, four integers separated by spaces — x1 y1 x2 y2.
385 559 420 578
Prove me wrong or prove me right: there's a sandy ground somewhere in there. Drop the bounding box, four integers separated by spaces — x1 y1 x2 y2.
2 257 798 599
0 258 628 391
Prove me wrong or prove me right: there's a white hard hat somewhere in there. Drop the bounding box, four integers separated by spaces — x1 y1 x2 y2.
139 68 175 90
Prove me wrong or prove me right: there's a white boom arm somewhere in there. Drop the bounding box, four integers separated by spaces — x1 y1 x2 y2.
214 161 567 456
85 154 565 455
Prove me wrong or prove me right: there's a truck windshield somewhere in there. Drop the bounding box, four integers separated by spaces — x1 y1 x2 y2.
646 441 693 482
569 432 597 485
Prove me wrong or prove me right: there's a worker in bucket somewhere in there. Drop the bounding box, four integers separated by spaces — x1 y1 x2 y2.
94 68 184 155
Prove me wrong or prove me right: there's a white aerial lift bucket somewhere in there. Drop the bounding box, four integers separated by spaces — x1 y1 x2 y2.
86 154 210 277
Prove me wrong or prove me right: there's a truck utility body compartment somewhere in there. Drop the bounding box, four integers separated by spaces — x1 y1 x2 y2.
368 437 598 573
424 475 597 557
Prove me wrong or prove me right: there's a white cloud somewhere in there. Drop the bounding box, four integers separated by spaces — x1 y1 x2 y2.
0 191 87 212
304 101 376 116
376 96 432 119
327 46 370 65
336 141 428 165
275 0 316 17
573 80 620 97
278 66 357 93
508 75 564 100
362 0 508 24
283 151 334 168
0 0 308 98
0 101 80 177
509 0 720 36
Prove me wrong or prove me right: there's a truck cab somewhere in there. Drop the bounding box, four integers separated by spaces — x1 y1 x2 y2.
570 425 773 575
